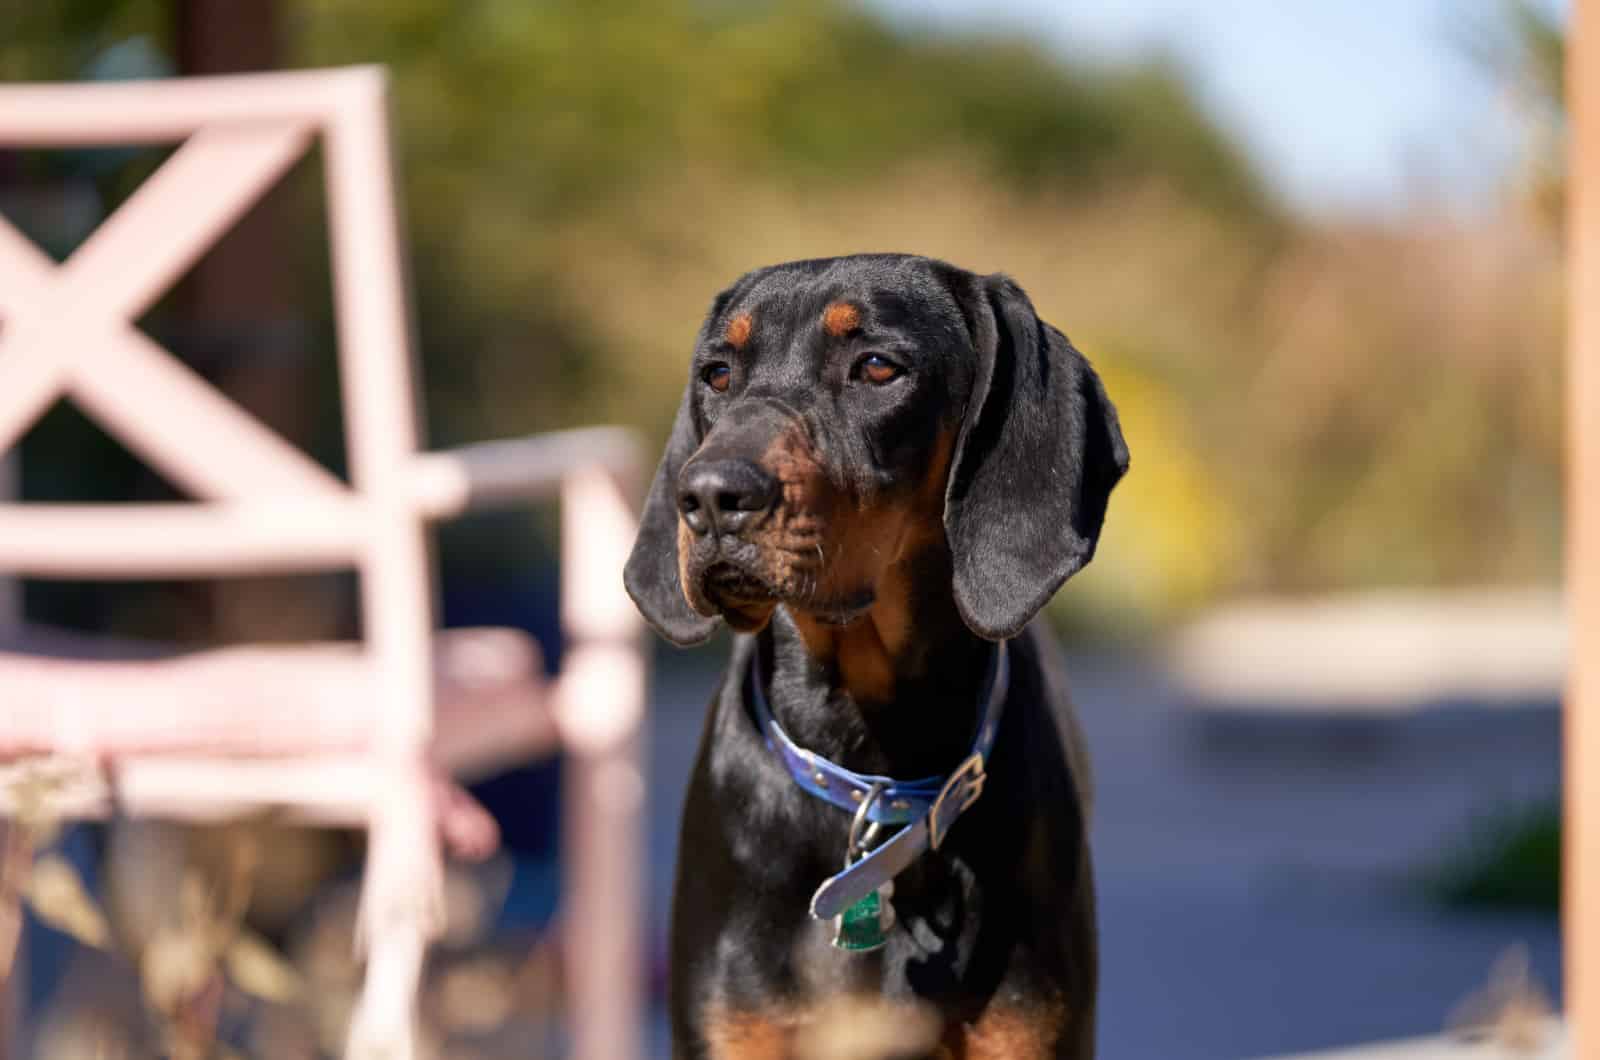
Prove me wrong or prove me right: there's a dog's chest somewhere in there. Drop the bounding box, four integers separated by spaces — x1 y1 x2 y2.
719 821 989 995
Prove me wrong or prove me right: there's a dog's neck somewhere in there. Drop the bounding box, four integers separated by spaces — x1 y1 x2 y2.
759 546 993 780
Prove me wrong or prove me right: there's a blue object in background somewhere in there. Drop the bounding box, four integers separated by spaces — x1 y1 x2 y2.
442 570 566 932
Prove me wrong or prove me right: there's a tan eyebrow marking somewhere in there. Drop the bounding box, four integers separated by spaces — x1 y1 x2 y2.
822 301 861 337
724 312 753 348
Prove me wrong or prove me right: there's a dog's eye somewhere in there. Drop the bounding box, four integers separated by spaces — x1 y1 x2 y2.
702 362 732 393
853 354 903 385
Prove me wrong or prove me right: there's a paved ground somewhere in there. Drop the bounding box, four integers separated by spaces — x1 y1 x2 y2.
642 642 1563 1059
1267 1021 1566 1060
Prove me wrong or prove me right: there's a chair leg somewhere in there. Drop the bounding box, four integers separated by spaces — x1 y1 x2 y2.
557 464 647 1059
344 762 442 1060
344 926 427 1060
564 737 644 1060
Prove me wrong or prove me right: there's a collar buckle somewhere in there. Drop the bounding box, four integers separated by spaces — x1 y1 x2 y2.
929 752 987 850
848 781 886 860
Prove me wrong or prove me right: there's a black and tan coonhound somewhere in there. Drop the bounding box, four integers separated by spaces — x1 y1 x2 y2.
625 253 1128 1059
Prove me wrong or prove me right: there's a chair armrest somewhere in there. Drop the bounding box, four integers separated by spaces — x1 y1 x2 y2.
411 426 641 519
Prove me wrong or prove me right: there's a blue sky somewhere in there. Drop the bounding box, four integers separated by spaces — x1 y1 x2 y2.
872 0 1568 216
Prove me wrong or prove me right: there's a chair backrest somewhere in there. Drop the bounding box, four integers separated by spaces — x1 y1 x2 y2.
0 67 423 573
0 66 437 746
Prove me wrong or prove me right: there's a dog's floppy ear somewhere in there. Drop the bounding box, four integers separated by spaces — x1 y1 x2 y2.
943 273 1129 640
624 377 720 646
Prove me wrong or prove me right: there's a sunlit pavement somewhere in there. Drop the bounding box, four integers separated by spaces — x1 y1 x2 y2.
1260 1020 1566 1059
641 643 1562 1059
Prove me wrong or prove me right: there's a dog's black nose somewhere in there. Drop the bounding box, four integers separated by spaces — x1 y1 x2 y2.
678 459 779 537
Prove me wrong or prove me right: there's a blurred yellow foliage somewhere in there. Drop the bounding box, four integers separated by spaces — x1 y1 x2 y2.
1059 354 1240 631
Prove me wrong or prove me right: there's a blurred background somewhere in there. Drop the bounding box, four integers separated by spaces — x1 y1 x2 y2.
0 0 1573 1056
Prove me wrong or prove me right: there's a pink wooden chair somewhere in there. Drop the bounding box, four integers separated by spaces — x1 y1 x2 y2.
0 67 645 1059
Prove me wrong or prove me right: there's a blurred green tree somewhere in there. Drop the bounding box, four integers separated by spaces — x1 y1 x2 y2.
0 0 1568 629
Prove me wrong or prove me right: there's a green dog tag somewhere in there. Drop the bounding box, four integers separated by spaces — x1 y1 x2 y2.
832 883 894 952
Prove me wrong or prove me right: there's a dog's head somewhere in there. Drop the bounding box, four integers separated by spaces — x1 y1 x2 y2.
625 254 1128 645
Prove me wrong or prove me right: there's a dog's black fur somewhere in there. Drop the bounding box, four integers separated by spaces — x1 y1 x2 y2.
625 254 1128 1058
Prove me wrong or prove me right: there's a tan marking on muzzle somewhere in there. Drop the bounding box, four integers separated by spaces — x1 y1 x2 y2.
785 425 959 703
677 520 715 617
754 423 840 594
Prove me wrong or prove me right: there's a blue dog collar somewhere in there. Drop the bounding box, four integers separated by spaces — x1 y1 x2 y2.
746 639 1010 921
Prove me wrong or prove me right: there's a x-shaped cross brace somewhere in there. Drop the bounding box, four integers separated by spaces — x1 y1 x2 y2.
0 122 344 500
